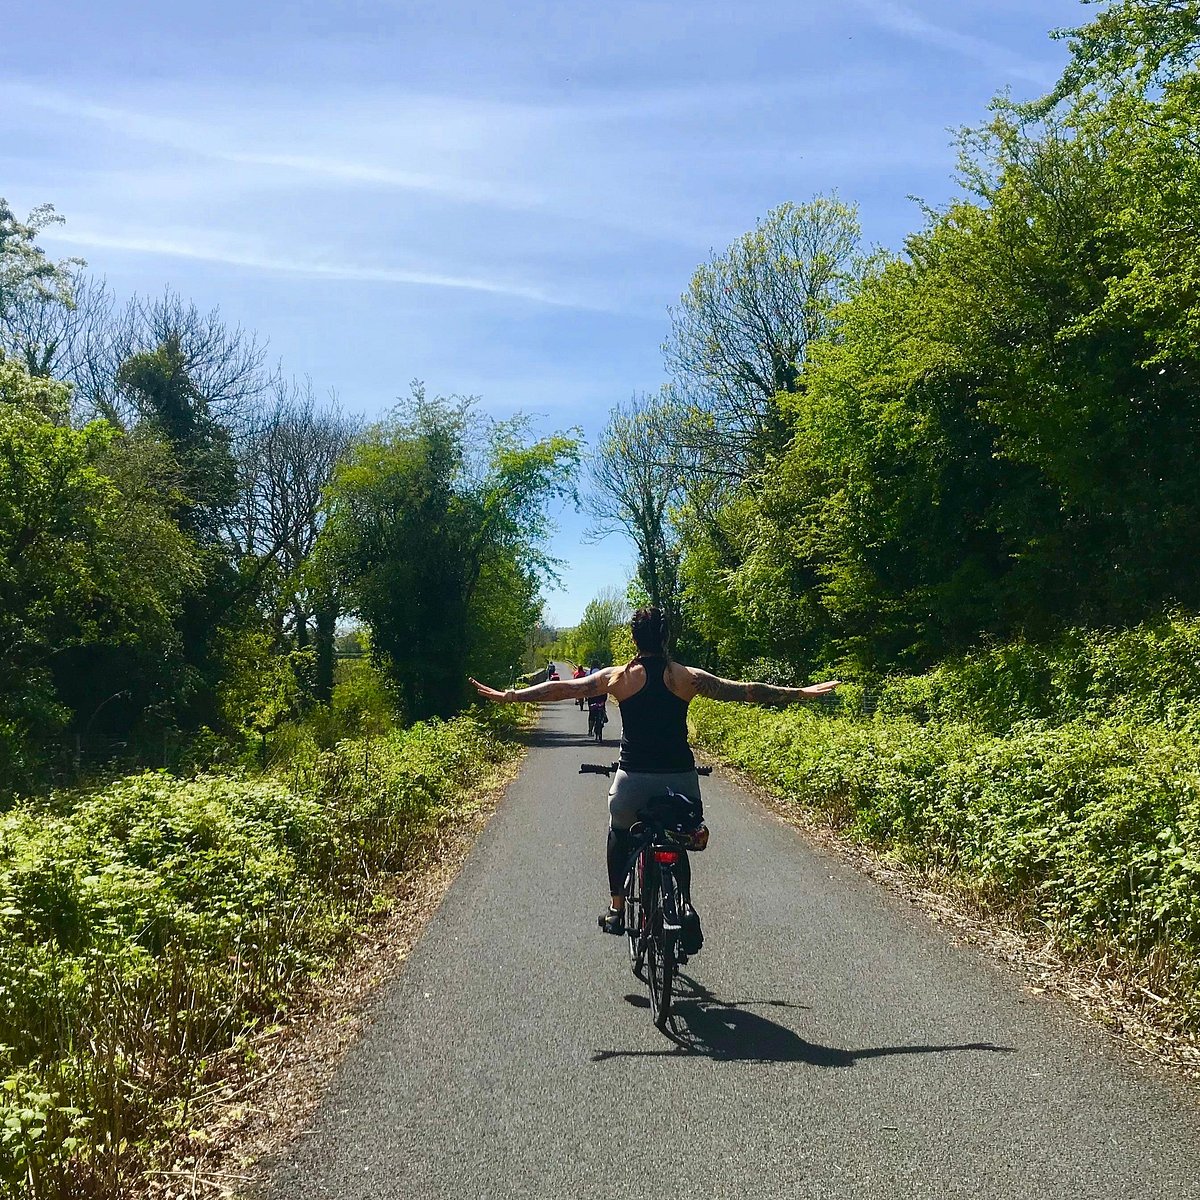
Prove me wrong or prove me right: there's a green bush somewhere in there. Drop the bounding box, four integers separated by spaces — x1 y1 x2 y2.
0 709 521 1196
868 614 1200 734
326 656 400 741
692 659 1200 1031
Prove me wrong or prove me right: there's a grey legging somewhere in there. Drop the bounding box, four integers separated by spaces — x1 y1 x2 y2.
606 767 700 895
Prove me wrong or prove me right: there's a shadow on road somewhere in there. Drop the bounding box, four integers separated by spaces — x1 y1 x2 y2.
591 976 1015 1066
519 724 613 751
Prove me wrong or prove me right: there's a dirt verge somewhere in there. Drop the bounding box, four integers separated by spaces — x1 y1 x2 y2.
140 752 525 1200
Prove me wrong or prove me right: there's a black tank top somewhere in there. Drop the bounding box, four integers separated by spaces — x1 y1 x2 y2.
617 655 695 772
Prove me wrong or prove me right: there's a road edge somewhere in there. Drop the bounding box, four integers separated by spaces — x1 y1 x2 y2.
699 750 1200 1095
140 750 527 1200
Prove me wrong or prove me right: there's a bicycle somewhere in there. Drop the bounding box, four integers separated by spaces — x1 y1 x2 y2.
580 762 711 1029
586 700 608 744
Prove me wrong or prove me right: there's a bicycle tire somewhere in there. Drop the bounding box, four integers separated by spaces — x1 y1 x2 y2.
625 852 646 977
646 869 675 1028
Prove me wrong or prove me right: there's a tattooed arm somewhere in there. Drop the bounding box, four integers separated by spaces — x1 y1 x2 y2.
687 668 840 706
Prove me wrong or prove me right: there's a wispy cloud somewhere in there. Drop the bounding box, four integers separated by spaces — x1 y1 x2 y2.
44 226 615 311
1 81 545 210
2 78 750 248
220 150 542 207
2 70 902 219
849 0 1056 86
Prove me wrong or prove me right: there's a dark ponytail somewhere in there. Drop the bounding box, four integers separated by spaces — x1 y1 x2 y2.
629 606 669 660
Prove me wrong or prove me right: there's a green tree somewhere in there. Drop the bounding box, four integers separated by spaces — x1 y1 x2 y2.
1032 0 1200 367
760 118 1200 666
0 200 83 364
318 390 578 719
587 392 682 625
658 199 864 670
663 197 861 481
0 355 197 794
117 333 239 539
1032 0 1200 116
228 379 359 702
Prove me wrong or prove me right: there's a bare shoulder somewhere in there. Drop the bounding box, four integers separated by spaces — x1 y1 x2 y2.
607 661 642 701
598 665 623 688
667 661 704 701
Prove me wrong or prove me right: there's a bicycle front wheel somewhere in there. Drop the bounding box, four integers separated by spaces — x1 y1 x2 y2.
625 852 646 977
646 872 676 1028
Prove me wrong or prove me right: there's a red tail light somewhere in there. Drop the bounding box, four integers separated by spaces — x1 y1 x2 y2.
653 849 680 864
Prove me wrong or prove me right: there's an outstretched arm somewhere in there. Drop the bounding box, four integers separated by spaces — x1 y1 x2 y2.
688 668 840 706
470 669 614 704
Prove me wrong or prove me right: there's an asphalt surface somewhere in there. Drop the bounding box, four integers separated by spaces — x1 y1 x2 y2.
268 688 1200 1199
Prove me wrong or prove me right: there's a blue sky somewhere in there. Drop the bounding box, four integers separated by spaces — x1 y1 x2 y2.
4 0 1084 624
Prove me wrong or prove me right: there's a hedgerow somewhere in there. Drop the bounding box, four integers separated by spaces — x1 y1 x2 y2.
860 614 1200 733
0 709 522 1197
691 651 1200 1032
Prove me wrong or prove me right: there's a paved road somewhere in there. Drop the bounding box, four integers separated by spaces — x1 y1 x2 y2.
268 696 1200 1199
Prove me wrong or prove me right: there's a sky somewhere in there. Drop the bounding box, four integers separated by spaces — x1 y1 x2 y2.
4 0 1085 625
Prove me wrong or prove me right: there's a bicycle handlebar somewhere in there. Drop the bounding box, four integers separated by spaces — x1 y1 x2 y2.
579 763 713 777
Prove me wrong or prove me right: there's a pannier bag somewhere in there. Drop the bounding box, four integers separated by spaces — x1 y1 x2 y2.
638 791 709 851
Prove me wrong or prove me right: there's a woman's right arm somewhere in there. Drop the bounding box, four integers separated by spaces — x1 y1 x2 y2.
470 669 615 704
686 668 840 706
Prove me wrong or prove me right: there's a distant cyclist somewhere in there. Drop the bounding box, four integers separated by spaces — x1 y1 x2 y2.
470 607 839 935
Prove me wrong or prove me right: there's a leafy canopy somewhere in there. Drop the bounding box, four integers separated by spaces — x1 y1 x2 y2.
318 388 579 719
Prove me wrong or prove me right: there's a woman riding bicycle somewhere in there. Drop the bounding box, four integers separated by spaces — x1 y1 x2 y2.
469 606 839 935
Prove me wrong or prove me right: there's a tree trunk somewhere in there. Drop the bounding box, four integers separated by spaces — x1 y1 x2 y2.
294 601 309 650
314 601 336 703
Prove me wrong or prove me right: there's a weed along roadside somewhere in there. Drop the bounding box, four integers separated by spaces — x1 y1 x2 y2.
0 707 529 1198
689 619 1200 1074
